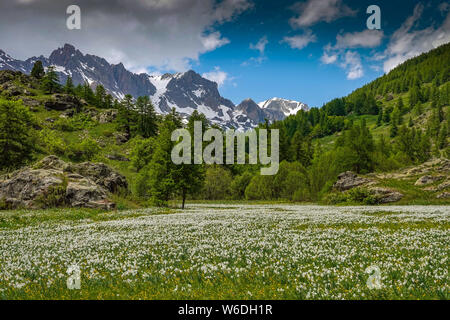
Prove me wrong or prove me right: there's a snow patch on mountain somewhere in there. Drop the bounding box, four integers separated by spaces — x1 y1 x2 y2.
258 97 309 116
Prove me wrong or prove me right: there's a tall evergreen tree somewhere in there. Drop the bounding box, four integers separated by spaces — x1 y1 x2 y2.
64 76 74 94
95 85 106 107
147 113 182 206
174 111 207 209
136 96 158 138
0 100 35 170
31 60 45 79
116 94 136 137
41 66 60 94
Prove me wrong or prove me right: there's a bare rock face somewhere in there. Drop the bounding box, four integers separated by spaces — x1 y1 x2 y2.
0 156 127 210
333 171 371 191
44 94 82 111
65 162 128 193
369 187 404 204
0 168 64 208
113 132 130 145
94 109 118 124
414 175 445 186
436 192 450 199
437 180 450 191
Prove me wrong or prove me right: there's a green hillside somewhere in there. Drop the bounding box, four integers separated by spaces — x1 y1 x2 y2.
0 44 449 208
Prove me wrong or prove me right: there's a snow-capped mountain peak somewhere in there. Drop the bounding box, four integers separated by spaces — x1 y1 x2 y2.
0 44 308 130
258 97 309 116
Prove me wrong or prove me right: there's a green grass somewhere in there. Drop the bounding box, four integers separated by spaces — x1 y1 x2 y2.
377 178 450 205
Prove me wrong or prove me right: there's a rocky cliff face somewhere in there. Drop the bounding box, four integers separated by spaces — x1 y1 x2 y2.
236 99 268 126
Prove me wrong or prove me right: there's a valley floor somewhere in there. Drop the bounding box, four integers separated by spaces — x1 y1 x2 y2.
0 204 448 300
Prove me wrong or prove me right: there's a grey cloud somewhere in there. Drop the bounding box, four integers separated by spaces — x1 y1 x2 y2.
289 0 356 28
0 0 252 72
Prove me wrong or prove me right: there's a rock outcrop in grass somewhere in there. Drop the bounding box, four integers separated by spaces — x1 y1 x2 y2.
0 156 127 210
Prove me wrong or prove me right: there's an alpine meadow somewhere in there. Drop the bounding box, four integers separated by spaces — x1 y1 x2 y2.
0 0 449 303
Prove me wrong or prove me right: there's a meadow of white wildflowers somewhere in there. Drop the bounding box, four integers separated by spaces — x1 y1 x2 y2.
0 205 448 299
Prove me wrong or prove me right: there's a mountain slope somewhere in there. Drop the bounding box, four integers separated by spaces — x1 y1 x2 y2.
0 44 309 130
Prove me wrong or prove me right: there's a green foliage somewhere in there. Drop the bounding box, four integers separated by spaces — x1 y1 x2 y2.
64 76 75 94
0 198 14 210
0 100 35 170
173 111 207 208
230 171 253 200
334 120 375 173
95 85 106 108
135 96 158 138
396 126 431 163
66 138 100 162
38 128 67 156
116 94 135 136
52 117 75 132
130 137 155 171
245 161 309 201
30 61 45 79
146 113 181 206
41 66 60 94
203 166 233 200
325 188 379 205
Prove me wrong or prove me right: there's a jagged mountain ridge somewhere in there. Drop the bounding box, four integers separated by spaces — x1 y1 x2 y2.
0 44 308 130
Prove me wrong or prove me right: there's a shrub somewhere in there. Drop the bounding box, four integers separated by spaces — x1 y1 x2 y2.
324 188 380 205
39 128 66 156
203 166 233 200
230 171 253 200
53 117 75 132
66 138 100 162
134 166 152 200
0 198 13 210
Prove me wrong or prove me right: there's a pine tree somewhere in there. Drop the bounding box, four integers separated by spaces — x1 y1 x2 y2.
136 96 157 138
31 61 45 79
41 66 60 94
95 85 106 108
437 123 448 149
0 100 35 170
175 111 207 209
64 76 74 94
104 94 113 109
116 94 136 137
147 114 181 206
376 109 383 126
397 97 405 114
81 83 95 104
390 120 398 138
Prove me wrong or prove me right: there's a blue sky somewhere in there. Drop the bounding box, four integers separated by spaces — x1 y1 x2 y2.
1 0 449 107
188 0 450 106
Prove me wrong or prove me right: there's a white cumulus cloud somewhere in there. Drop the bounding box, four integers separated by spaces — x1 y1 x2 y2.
342 51 363 80
202 66 230 87
383 3 450 73
282 30 317 50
